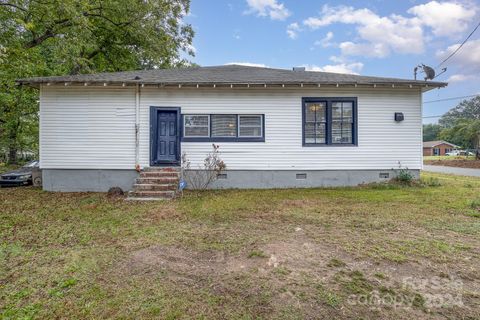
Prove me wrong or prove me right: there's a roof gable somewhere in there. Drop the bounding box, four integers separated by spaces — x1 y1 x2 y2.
423 140 459 148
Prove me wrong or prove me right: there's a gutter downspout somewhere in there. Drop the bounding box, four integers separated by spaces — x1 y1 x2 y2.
135 84 140 171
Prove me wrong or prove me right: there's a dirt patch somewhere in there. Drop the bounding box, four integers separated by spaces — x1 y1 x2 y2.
424 159 480 169
114 228 476 319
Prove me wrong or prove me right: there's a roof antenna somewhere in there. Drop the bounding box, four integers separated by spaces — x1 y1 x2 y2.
414 64 443 81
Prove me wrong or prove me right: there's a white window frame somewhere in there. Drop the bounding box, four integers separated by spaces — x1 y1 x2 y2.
183 114 210 138
238 114 263 138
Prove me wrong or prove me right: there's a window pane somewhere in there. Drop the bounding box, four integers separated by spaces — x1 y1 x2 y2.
342 103 353 122
185 126 209 137
185 115 208 127
316 104 326 122
315 123 326 143
305 103 326 122
332 103 342 121
239 127 262 137
239 115 261 126
239 115 262 137
184 115 209 137
305 123 315 143
341 125 352 144
211 115 237 137
305 103 315 122
332 122 342 144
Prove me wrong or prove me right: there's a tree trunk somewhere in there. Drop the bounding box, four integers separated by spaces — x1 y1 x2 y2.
8 145 17 164
7 123 19 164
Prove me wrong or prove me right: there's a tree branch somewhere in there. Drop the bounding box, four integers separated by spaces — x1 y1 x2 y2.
0 2 27 13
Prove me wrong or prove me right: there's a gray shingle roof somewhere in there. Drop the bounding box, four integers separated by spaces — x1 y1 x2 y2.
423 140 459 148
17 64 447 88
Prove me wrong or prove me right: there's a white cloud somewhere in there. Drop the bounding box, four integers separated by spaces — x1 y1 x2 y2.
446 74 476 83
339 41 389 58
303 61 364 75
436 39 480 78
226 62 268 68
314 31 334 47
408 1 476 37
301 2 476 58
287 23 300 39
245 0 291 20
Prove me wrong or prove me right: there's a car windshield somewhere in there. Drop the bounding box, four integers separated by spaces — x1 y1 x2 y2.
23 161 38 168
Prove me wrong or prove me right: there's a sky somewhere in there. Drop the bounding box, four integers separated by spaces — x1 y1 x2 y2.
183 0 480 124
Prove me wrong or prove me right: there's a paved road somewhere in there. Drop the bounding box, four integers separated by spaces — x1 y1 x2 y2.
423 165 480 177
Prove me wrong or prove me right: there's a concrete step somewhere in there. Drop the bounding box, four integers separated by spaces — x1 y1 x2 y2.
143 167 181 172
140 171 180 178
126 197 171 201
136 177 179 184
129 190 176 198
133 183 177 191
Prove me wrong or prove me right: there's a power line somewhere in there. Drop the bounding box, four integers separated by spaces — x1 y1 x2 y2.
436 20 480 69
423 94 479 104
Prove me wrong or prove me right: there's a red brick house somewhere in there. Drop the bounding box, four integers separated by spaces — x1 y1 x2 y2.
423 140 459 156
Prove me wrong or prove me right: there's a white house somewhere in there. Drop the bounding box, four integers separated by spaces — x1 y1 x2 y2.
19 65 446 194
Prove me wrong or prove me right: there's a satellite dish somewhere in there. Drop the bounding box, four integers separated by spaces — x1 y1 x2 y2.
414 64 438 81
422 65 435 80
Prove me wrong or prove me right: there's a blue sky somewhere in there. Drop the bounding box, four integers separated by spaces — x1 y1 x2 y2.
184 0 480 124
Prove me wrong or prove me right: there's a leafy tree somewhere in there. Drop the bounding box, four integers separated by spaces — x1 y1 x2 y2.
0 0 194 163
423 123 442 142
439 96 480 127
440 119 480 155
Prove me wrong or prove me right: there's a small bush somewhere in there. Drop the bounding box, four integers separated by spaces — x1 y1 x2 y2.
395 168 415 184
470 199 480 211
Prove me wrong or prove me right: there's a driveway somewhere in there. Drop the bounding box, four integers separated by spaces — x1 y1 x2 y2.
423 165 480 177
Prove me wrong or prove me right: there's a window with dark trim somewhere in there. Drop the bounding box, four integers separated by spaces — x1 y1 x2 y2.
182 114 265 142
302 97 357 146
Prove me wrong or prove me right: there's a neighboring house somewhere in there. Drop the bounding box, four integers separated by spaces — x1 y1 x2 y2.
423 140 459 156
18 65 446 192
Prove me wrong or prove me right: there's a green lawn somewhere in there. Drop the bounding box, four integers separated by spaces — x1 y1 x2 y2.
1 173 480 319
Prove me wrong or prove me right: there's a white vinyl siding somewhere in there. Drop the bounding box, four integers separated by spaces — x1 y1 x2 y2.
40 86 423 170
39 86 136 169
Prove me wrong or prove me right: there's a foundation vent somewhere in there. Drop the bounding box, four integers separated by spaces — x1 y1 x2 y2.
379 173 390 179
217 173 228 179
296 173 307 180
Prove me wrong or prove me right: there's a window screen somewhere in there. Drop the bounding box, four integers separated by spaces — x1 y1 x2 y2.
239 115 262 137
211 115 237 137
184 115 209 137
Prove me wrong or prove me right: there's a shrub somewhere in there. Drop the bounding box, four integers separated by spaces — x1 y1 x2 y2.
395 168 415 185
181 144 226 190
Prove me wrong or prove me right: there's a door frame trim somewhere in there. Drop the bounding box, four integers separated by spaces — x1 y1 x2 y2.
149 106 182 166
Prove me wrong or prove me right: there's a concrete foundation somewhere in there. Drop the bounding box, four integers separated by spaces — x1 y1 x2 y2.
42 169 139 192
184 169 420 189
42 168 419 192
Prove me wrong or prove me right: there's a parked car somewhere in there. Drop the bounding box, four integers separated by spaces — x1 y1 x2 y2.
0 160 39 187
445 150 462 156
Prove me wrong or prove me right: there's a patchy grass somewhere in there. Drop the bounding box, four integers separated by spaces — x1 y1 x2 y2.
1 172 480 319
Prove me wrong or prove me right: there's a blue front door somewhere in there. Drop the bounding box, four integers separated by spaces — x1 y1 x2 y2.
150 108 180 165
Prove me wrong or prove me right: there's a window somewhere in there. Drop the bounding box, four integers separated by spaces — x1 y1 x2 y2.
332 102 353 144
239 115 263 137
184 115 209 137
212 115 237 137
304 102 326 144
182 114 264 142
433 148 440 156
303 98 357 146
